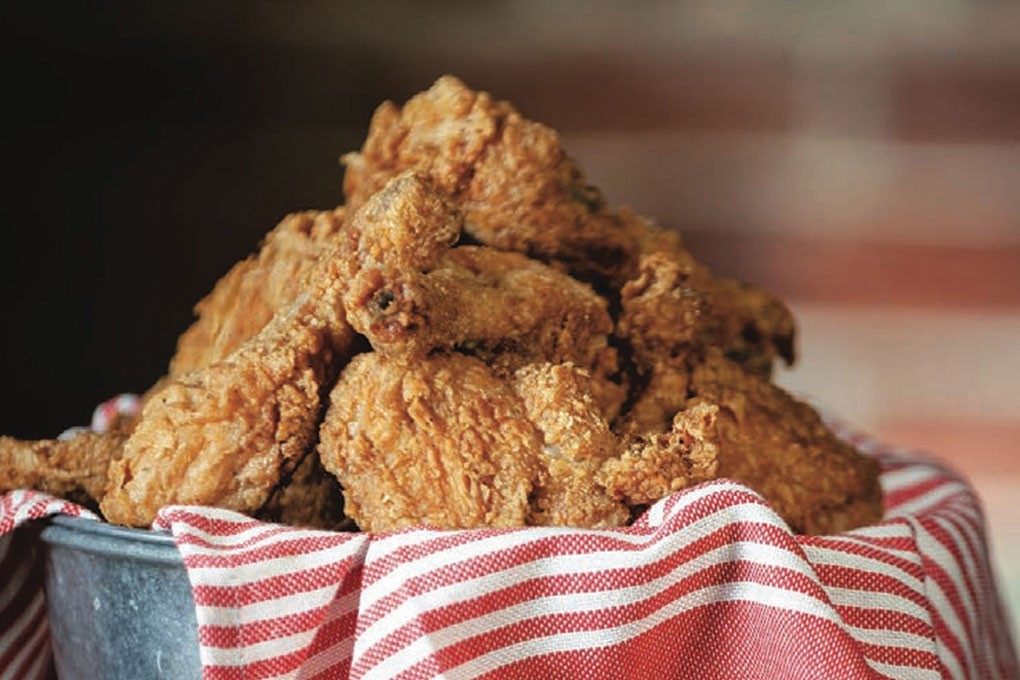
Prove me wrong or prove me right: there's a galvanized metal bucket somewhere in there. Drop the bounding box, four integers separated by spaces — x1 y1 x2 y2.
40 515 201 679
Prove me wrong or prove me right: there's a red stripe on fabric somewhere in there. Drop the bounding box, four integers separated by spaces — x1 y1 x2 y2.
181 534 354 570
192 559 359 608
836 603 935 639
405 600 880 680
883 475 959 512
200 605 332 648
810 563 930 612
923 515 987 678
355 550 830 676
205 644 320 680
817 527 919 554
294 609 358 679
0 535 44 634
359 500 797 631
804 537 925 580
916 533 971 678
852 640 942 673
173 523 299 552
159 509 267 537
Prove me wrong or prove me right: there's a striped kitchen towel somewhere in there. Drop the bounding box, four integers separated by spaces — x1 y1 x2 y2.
1 428 1017 679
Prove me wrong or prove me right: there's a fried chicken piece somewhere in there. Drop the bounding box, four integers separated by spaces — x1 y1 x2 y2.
99 209 370 527
168 207 346 378
255 449 353 531
616 251 880 532
691 350 882 534
340 171 624 418
318 353 542 531
343 76 794 377
343 75 636 285
619 251 797 430
599 402 719 507
0 431 128 508
318 352 628 532
512 363 629 527
617 349 882 534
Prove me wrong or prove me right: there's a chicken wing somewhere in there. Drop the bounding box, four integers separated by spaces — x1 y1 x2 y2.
339 171 625 418
0 431 128 508
343 76 794 378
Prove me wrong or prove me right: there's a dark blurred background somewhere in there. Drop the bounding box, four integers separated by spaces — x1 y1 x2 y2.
3 0 1019 624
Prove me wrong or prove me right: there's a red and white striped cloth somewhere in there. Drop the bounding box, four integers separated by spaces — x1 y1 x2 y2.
1 427 1017 679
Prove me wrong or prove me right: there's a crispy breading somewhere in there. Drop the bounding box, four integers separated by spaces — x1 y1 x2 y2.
318 352 544 532
0 431 127 507
318 353 629 532
168 207 346 378
512 363 629 527
340 172 625 418
99 207 372 527
599 401 719 507
344 76 795 378
688 350 883 535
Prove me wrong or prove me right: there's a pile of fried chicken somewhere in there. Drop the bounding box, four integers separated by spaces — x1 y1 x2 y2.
0 77 882 535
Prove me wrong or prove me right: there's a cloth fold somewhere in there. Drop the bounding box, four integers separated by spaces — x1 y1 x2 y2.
1 428 1017 679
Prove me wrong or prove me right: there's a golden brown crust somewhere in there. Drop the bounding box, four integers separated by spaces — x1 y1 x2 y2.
688 350 882 535
168 207 346 378
318 353 543 532
512 363 629 527
0 431 127 507
100 201 368 526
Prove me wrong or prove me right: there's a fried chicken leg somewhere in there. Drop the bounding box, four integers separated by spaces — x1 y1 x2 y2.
100 216 362 527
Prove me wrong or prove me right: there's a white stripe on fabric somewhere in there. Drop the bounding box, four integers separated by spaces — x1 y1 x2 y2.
845 625 936 653
196 582 356 626
357 504 801 654
802 545 925 592
14 641 50 680
201 627 319 668
864 658 942 680
913 520 979 676
175 526 355 559
880 466 942 496
186 536 369 587
931 515 983 628
361 495 783 614
170 520 312 551
910 521 971 680
430 582 846 680
199 590 361 673
0 548 33 614
822 586 932 623
356 540 832 679
890 482 969 519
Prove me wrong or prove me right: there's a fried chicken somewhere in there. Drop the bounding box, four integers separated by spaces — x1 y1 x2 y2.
168 206 346 378
342 75 795 379
318 352 543 531
339 171 625 418
100 215 361 527
0 431 128 508
318 352 629 532
691 350 881 535
616 253 881 533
